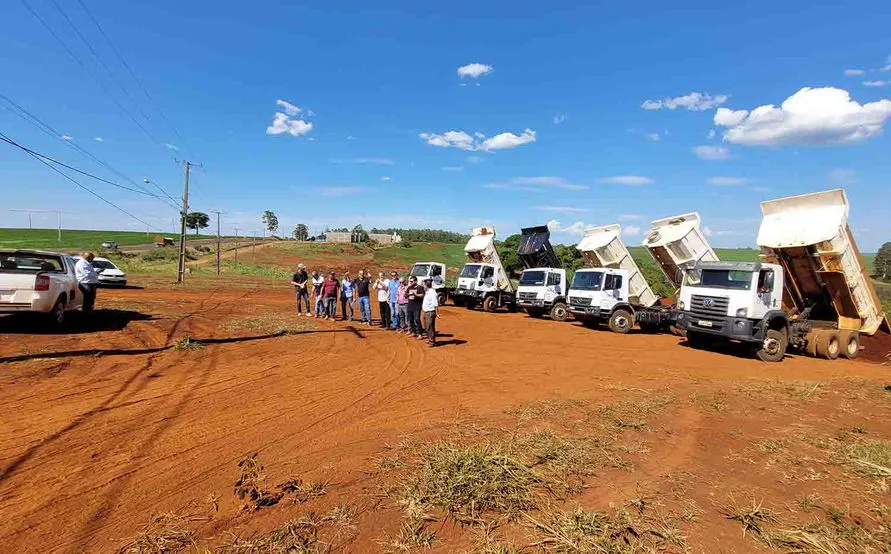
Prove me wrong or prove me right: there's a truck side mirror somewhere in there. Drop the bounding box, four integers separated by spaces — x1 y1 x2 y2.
675 268 684 284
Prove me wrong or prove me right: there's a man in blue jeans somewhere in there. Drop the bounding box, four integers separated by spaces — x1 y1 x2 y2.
355 269 372 325
388 271 400 330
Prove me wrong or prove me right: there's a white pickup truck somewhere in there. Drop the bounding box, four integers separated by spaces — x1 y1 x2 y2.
0 250 83 326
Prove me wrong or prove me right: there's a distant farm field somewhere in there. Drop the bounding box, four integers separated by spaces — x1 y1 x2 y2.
0 228 229 252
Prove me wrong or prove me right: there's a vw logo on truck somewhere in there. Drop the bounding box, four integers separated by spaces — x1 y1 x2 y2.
703 298 713 308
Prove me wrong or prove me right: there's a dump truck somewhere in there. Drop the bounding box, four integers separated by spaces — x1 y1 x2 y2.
568 224 670 332
408 261 454 305
515 225 568 321
453 227 516 312
675 189 889 362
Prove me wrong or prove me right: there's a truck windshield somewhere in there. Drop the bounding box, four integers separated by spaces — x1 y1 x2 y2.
410 264 430 277
570 271 603 291
460 264 482 278
520 270 545 286
0 253 65 273
687 269 753 290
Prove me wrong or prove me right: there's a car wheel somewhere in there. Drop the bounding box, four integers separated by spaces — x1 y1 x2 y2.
482 296 498 312
50 296 66 328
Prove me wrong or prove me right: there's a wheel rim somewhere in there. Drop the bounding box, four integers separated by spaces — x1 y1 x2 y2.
54 303 64 324
554 307 566 319
828 339 839 357
763 337 781 356
615 316 629 329
846 339 857 356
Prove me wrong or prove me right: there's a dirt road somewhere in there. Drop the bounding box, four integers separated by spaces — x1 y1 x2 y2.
1 277 889 553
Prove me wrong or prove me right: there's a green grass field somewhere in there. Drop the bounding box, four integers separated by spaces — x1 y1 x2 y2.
0 228 229 252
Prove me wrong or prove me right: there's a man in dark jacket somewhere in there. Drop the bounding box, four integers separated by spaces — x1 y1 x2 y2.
320 271 339 319
355 269 372 325
290 263 310 315
405 276 426 338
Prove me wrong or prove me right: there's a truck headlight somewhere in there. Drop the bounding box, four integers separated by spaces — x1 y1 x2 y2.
678 301 685 310
736 308 748 317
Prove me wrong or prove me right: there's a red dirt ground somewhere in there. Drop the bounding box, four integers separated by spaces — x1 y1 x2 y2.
1 270 889 553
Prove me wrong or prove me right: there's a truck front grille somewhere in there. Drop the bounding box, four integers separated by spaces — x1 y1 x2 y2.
569 296 592 307
690 294 729 317
518 291 538 301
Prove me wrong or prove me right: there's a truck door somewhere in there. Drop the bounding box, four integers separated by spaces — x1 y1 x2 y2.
481 266 495 288
755 268 777 317
64 256 80 308
546 271 561 300
602 273 623 310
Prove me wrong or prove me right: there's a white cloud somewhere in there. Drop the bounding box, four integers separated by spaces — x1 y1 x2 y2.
828 168 857 185
163 142 180 151
266 112 313 137
93 137 104 142
618 214 643 221
354 157 395 166
713 87 891 146
844 69 866 76
536 205 589 214
622 225 641 236
347 135 357 140
707 176 748 186
883 55 891 72
714 107 749 127
692 145 730 160
597 175 654 186
60 134 73 141
381 176 391 181
457 63 493 78
644 132 660 141
318 186 363 197
419 128 536 152
640 92 729 111
442 166 465 172
863 80 888 87
547 219 589 235
485 176 588 192
275 99 303 116
553 113 568 124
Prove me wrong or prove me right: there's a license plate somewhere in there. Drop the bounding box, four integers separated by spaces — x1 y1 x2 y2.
698 320 713 328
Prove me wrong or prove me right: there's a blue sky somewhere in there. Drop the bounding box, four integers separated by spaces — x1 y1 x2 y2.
1 0 890 249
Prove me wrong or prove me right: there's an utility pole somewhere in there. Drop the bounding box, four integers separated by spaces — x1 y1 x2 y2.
176 160 192 284
212 211 223 276
252 231 257 261
233 226 239 267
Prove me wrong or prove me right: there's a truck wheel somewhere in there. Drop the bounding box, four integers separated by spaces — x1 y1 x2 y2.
50 296 66 328
838 330 859 359
815 330 840 360
437 292 447 306
549 302 568 322
482 296 498 312
464 300 476 310
608 308 633 334
755 328 787 362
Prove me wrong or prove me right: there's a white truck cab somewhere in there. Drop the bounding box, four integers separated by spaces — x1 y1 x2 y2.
453 227 516 312
568 267 636 332
517 267 568 320
409 261 452 304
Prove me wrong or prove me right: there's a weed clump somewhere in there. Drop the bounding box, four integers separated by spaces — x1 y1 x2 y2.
233 453 283 511
842 439 891 477
116 513 197 554
172 336 205 351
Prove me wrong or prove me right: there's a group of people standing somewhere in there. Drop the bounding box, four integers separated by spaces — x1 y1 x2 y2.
290 264 440 346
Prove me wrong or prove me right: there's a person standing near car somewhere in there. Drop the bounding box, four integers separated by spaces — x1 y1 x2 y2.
355 269 372 325
321 270 339 319
340 270 356 321
422 279 439 347
406 276 426 338
74 251 99 314
311 270 325 317
290 263 310 316
374 271 390 328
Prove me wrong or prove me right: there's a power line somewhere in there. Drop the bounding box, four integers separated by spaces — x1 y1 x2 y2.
20 0 170 156
0 92 179 206
0 132 179 209
74 0 189 151
0 132 161 231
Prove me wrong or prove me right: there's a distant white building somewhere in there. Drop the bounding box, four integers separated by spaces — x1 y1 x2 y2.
368 232 402 245
325 230 402 244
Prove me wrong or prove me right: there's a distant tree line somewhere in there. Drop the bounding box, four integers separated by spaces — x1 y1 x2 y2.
369 228 469 243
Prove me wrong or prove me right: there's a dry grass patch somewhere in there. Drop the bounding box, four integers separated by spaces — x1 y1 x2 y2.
841 440 891 478
722 499 777 539
506 399 588 421
117 512 200 554
233 453 328 512
379 516 437 553
172 336 205 351
220 313 313 335
596 393 674 432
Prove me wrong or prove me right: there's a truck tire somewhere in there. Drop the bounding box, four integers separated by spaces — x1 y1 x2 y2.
838 330 860 359
482 296 497 312
549 302 568 322
50 295 66 328
815 330 840 360
608 308 633 334
437 291 448 306
755 328 787 362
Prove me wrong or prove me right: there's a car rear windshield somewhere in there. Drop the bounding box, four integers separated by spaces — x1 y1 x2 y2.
520 270 545 286
0 253 65 273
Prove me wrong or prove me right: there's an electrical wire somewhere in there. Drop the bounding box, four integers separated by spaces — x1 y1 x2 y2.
0 132 180 210
0 131 162 231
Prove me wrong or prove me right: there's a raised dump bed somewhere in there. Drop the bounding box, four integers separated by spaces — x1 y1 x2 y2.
643 212 719 289
576 224 658 307
757 188 889 335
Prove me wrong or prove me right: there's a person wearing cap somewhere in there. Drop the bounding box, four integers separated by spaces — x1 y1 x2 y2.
320 270 340 319
311 270 325 317
290 263 310 316
340 270 356 321
406 275 426 338
422 278 439 346
387 271 400 330
374 271 391 328
355 269 372 325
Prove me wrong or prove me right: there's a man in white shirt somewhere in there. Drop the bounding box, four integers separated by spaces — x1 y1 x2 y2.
74 251 99 314
421 279 439 347
374 272 391 328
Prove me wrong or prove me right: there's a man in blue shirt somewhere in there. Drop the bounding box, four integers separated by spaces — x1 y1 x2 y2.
340 270 356 321
387 271 401 330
